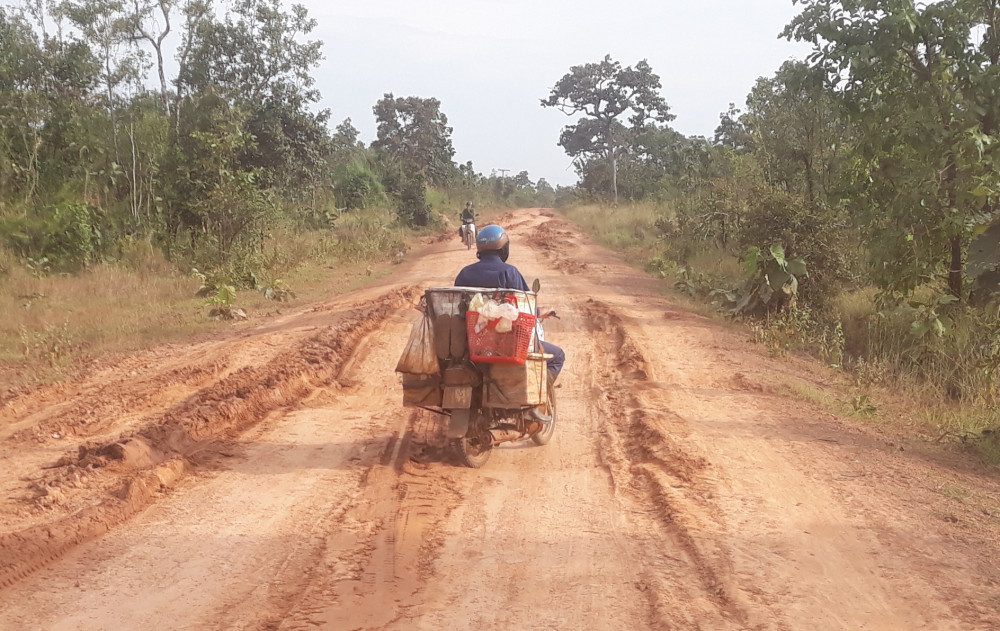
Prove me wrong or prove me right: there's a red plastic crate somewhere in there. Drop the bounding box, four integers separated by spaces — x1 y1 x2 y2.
466 311 535 364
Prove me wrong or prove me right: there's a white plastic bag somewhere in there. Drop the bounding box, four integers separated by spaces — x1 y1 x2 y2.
478 300 519 333
479 300 518 320
468 293 487 313
395 313 439 375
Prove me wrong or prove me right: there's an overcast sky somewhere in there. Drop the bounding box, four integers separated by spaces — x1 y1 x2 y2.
4 0 814 187
308 0 813 186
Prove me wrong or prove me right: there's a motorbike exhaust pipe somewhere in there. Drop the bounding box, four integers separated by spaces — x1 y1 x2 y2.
488 428 523 445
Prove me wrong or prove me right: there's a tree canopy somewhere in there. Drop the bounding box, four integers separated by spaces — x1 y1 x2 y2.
785 0 1000 299
372 93 457 187
542 55 673 203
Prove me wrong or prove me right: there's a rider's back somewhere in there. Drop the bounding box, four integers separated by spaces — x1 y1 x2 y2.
454 254 529 291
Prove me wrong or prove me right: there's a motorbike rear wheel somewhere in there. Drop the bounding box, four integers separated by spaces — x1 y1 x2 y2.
455 429 492 468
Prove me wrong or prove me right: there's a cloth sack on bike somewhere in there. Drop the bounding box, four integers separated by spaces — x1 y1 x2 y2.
395 313 439 375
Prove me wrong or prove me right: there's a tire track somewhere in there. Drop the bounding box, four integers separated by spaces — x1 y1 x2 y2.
571 294 769 629
524 216 753 626
277 411 466 631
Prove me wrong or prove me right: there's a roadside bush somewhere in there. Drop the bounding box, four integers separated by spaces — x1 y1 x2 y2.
0 203 107 271
396 176 431 227
333 160 388 210
737 188 853 310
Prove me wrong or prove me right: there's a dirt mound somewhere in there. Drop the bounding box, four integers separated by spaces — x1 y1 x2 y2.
526 219 589 274
0 286 418 588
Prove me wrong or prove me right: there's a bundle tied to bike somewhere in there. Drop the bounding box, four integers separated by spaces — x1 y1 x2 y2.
395 282 556 467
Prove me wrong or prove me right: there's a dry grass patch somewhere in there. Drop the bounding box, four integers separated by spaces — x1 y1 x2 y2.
0 210 428 398
0 251 209 394
562 202 671 266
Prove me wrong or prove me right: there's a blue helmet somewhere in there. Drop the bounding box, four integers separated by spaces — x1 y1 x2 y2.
476 224 509 254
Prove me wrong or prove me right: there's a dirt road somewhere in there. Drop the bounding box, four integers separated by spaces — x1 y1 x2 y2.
1 209 999 630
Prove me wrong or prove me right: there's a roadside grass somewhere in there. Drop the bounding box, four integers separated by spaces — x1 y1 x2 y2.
0 208 429 399
563 202 670 266
774 377 841 410
560 202 1000 466
0 252 209 393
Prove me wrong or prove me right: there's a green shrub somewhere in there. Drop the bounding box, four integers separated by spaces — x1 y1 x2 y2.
737 188 853 309
396 177 431 227
0 203 105 271
333 160 388 210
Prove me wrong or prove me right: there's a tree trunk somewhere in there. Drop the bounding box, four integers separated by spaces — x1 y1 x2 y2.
608 121 618 205
155 45 168 110
803 155 815 204
948 234 963 299
611 152 618 205
942 151 963 300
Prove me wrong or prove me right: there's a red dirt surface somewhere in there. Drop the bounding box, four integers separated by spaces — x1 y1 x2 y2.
0 209 998 630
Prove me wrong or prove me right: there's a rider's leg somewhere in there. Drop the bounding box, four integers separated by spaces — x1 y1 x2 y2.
541 341 564 379
529 341 564 423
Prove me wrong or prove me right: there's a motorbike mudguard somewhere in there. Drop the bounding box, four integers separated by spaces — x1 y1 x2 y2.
447 409 471 439
442 385 472 409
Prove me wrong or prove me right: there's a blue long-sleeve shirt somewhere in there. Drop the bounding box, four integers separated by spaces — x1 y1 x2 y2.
454 253 564 375
454 254 530 291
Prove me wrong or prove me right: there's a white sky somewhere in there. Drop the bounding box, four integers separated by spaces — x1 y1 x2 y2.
309 0 812 186
4 0 813 186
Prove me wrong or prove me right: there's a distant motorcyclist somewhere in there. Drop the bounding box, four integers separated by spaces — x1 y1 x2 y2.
454 224 565 380
459 202 477 248
460 201 476 225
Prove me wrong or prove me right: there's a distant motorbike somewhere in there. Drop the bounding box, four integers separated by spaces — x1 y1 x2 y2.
460 220 476 250
399 282 555 467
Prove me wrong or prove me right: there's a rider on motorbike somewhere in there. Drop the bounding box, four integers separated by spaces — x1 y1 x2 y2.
454 224 565 380
460 201 475 225
458 202 476 245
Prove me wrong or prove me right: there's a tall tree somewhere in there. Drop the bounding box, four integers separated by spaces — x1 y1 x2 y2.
513 170 534 190
331 117 360 153
0 5 99 201
179 0 321 107
179 0 328 192
171 0 207 132
741 60 847 204
56 0 145 109
371 93 456 186
541 55 673 203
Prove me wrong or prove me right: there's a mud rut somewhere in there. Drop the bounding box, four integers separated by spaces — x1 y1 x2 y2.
1 209 999 630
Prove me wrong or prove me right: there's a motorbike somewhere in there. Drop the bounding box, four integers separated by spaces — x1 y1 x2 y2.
460 219 476 250
399 280 556 467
